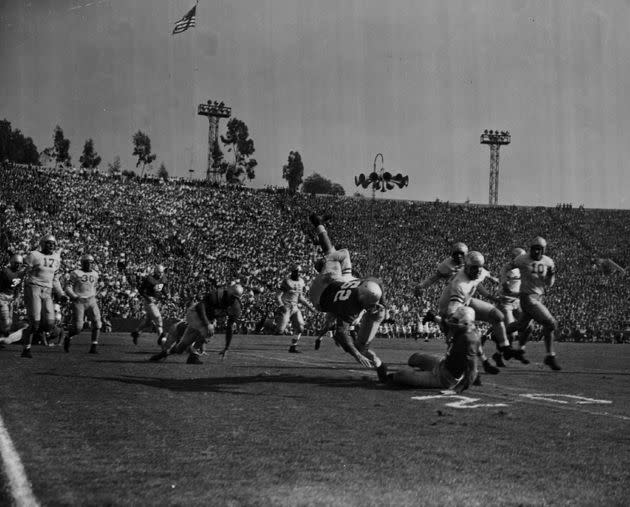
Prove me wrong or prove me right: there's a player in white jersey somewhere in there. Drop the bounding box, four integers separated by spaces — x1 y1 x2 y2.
437 251 515 374
414 242 468 296
506 237 561 370
274 266 315 353
490 247 527 367
20 234 67 358
64 254 102 354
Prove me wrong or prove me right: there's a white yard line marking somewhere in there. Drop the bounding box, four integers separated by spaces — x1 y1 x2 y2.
417 384 630 421
0 411 40 507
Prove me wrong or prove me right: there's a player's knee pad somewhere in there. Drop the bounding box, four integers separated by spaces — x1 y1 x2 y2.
92 320 102 330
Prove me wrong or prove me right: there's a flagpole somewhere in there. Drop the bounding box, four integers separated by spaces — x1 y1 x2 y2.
192 0 198 180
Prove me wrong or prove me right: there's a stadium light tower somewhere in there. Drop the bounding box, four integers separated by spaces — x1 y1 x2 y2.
480 129 511 205
198 100 231 183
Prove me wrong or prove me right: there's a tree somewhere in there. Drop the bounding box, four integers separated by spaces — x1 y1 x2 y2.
330 183 346 196
0 119 40 165
52 125 71 167
302 173 346 195
282 150 304 193
79 138 102 170
0 119 11 162
107 156 122 176
220 118 257 184
132 130 156 176
157 162 169 181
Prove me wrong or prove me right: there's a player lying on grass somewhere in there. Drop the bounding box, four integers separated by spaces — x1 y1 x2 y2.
308 213 388 382
386 306 480 393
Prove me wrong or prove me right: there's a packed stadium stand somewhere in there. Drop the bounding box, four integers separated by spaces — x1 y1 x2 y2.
1 162 628 342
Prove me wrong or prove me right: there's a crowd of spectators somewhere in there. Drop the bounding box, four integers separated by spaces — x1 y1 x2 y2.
1 162 628 343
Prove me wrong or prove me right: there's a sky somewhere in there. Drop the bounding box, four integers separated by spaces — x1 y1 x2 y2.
1 0 629 209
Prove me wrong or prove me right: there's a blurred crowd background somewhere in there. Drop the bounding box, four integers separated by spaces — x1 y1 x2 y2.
1 163 628 343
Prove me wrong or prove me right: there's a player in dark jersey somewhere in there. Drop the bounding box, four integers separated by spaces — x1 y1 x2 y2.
149 284 244 365
0 254 28 344
131 265 168 346
386 306 480 392
308 214 388 382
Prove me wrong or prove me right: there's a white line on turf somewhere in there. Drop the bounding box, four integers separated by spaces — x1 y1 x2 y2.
0 411 40 507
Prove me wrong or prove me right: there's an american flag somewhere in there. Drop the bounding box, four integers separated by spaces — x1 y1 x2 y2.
172 5 196 35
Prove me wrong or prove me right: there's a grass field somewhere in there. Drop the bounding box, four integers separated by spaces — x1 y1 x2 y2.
0 333 628 506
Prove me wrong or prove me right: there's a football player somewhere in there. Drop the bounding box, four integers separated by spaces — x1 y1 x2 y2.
437 251 515 374
20 234 67 358
490 247 527 367
131 264 168 346
387 306 480 392
64 254 102 354
0 254 28 344
149 283 244 365
413 242 469 297
272 265 315 353
308 214 388 381
506 237 561 370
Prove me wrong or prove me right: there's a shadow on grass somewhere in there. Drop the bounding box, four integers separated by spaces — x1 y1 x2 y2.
35 371 384 394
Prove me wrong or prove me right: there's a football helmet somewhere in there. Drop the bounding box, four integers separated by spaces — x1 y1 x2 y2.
357 280 382 308
511 247 526 260
81 254 94 271
448 306 476 331
451 242 469 264
227 283 244 299
530 237 547 260
464 251 485 280
9 254 23 270
40 234 57 254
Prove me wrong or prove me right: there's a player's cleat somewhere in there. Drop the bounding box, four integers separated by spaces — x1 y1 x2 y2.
131 331 139 345
21 348 32 358
149 350 168 362
492 351 506 368
376 363 389 383
63 335 71 353
288 345 301 354
314 337 322 350
543 355 562 371
186 354 203 365
512 349 530 364
88 344 98 354
500 346 515 360
482 359 499 375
